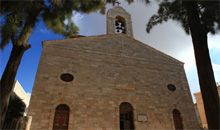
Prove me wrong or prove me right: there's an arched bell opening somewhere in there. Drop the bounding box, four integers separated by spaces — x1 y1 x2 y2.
115 16 126 34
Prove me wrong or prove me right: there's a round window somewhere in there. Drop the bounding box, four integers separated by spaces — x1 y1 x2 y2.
60 73 74 82
167 84 176 91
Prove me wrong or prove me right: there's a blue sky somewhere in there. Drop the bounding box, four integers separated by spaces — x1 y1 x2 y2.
1 1 220 102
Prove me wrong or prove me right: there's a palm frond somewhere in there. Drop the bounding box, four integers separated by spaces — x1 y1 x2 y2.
5 95 26 119
147 0 219 35
147 0 190 34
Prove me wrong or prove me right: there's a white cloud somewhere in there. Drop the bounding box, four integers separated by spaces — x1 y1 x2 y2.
179 48 195 70
64 11 84 30
185 65 200 102
40 29 50 34
208 34 220 52
71 11 84 26
212 63 220 83
27 92 31 99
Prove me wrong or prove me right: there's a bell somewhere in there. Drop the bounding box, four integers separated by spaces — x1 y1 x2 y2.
117 29 120 33
118 19 121 23
116 26 121 30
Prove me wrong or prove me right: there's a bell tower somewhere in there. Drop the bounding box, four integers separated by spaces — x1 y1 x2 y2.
107 6 133 37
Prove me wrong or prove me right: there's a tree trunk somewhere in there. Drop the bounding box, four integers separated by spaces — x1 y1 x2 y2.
183 1 219 129
0 2 41 127
0 44 30 128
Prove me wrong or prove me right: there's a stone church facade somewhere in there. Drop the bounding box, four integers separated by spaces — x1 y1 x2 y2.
28 6 199 130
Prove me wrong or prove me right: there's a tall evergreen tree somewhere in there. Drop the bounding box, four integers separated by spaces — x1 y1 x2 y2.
0 0 107 128
146 0 219 129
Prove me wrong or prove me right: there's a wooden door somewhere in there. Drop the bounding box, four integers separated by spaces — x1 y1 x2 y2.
173 109 183 130
120 111 134 130
53 104 70 130
120 103 134 130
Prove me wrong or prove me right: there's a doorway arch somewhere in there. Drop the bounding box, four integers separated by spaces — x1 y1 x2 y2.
172 109 183 130
119 102 134 130
53 104 70 130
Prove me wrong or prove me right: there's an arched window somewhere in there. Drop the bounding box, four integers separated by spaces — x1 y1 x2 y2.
119 102 134 130
115 16 126 34
172 109 183 130
53 104 70 130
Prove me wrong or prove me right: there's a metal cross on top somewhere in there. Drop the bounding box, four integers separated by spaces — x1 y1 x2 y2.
116 1 121 6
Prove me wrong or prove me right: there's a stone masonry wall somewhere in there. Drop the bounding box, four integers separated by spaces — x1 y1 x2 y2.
28 34 199 130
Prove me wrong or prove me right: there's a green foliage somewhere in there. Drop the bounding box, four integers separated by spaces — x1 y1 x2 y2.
0 0 107 49
106 0 117 6
5 95 26 119
146 0 220 35
0 0 44 49
79 1 106 14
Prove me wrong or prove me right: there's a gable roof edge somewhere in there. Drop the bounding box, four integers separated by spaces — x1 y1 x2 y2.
41 33 184 64
120 34 184 64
